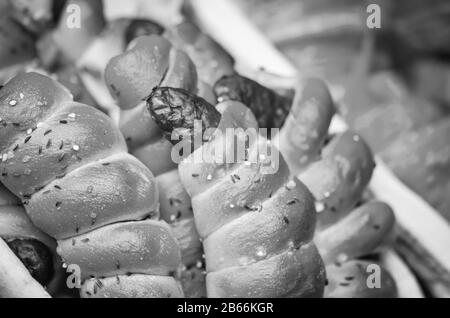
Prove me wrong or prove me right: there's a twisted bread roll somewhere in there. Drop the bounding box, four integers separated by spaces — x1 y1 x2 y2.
148 87 325 298
215 75 397 297
0 183 61 292
276 79 397 297
0 72 183 298
157 170 202 266
105 35 209 297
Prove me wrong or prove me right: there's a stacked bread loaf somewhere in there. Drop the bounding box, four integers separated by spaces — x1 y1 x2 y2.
0 72 183 298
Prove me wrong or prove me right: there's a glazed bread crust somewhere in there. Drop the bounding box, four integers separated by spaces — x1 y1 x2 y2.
0 72 182 297
275 79 397 297
175 101 325 297
106 36 207 297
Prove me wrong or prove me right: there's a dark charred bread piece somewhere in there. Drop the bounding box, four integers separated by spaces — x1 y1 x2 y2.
148 87 221 149
214 73 291 129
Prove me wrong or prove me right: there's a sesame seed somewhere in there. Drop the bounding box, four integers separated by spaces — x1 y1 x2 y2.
315 201 325 213
256 247 267 258
206 174 213 181
9 100 17 106
285 180 296 190
72 145 80 151
19 93 24 99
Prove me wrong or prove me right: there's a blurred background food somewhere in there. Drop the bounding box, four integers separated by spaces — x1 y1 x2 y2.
234 0 450 223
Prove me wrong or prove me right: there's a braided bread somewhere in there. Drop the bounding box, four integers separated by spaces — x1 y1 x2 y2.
105 34 211 297
156 169 206 297
276 79 397 297
214 74 397 297
0 72 183 298
148 87 325 298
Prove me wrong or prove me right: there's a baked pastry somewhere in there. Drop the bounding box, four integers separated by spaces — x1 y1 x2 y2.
0 72 183 298
214 74 398 297
148 86 325 298
104 33 229 297
156 169 206 297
